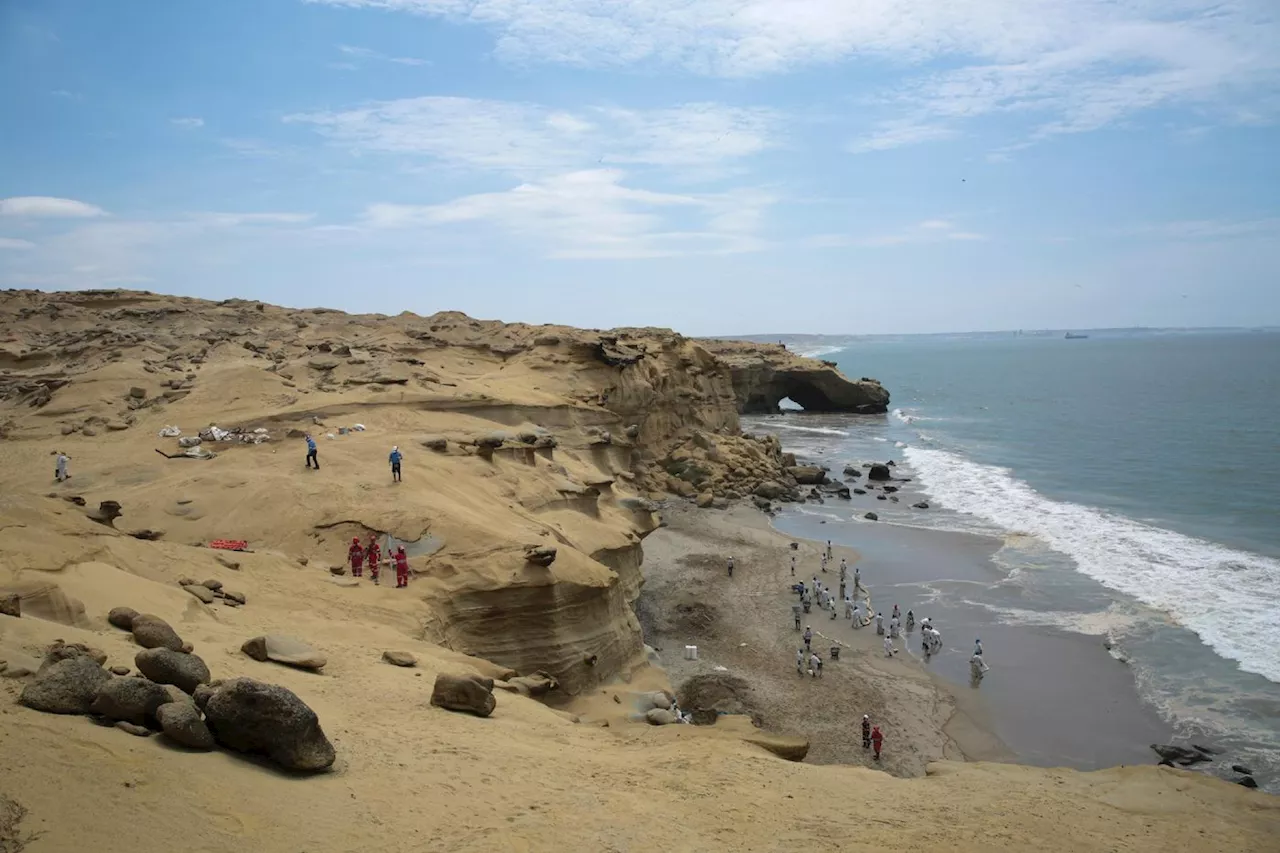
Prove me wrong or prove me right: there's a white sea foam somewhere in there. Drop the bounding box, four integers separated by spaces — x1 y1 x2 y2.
770 423 851 437
797 344 845 359
905 445 1280 683
892 408 917 424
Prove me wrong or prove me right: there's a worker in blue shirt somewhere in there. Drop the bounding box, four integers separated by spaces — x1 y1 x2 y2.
389 445 403 482
304 433 319 469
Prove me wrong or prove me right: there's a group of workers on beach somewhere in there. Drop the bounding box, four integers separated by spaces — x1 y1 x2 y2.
346 534 413 588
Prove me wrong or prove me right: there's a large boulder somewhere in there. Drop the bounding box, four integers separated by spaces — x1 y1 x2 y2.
156 701 215 750
753 481 790 501
134 648 211 694
203 678 335 772
107 606 139 630
867 464 892 482
131 614 185 651
89 676 172 725
0 593 19 618
19 656 111 715
430 673 496 717
786 466 827 485
240 635 327 670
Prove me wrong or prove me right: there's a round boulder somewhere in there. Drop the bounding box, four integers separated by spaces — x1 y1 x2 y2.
107 607 139 630
868 464 892 482
382 651 417 668
89 676 172 726
156 701 215 750
134 648 211 694
20 656 111 715
131 614 185 652
203 678 336 772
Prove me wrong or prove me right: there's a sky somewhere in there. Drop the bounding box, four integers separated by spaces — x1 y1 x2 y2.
1 0 1278 335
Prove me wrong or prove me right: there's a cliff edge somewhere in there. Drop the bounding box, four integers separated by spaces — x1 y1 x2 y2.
699 339 889 414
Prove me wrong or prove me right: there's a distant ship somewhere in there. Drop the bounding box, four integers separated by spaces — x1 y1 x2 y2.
1064 332 1089 340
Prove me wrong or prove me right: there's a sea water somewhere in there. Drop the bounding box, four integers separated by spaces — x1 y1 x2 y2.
745 330 1280 789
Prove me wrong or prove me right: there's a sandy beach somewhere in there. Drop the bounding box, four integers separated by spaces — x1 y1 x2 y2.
637 502 1012 775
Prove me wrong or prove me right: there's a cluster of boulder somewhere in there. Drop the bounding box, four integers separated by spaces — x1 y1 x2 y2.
174 577 246 608
16 622 335 772
1150 743 1260 789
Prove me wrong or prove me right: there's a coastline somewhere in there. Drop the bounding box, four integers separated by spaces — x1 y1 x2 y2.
635 501 1013 774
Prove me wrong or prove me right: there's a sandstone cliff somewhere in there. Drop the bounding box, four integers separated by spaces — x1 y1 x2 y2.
698 339 889 414
0 289 871 693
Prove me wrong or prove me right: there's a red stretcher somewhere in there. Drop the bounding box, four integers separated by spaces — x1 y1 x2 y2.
209 539 248 551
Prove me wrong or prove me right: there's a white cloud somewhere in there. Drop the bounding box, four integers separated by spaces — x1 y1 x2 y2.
307 1 1280 144
337 44 430 66
1126 218 1280 241
807 218 987 248
286 96 780 178
362 169 772 259
171 117 205 128
0 237 36 250
194 212 316 227
919 219 953 230
0 196 106 218
850 121 958 153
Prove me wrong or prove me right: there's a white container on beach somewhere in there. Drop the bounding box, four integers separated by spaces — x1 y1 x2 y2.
684 645 699 661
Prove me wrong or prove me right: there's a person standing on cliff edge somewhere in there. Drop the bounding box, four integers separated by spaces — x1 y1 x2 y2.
304 433 319 469
862 715 872 749
727 556 735 578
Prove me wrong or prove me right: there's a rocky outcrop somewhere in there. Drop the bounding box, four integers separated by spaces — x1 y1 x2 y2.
430 673 497 717
20 656 111 715
698 341 889 414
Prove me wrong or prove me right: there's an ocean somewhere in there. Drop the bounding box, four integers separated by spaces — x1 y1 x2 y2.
744 329 1280 789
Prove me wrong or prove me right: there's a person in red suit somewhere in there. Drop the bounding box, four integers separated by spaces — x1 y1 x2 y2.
394 546 410 588
348 538 364 578
871 725 884 761
366 536 382 585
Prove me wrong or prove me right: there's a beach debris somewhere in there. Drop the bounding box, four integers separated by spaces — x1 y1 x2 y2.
0 593 19 618
203 677 336 772
158 425 181 437
241 635 327 671
868 463 892 482
19 656 111 715
382 651 417 667
89 676 171 726
430 673 496 717
524 545 557 567
130 614 186 652
864 512 879 521
156 701 215 750
135 648 212 694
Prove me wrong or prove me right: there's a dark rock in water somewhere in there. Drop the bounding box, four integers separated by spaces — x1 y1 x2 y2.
864 512 879 521
135 648 211 694
1238 776 1259 789
1151 744 1202 763
887 460 896 467
867 464 891 482
835 487 851 500
115 721 153 737
912 502 930 509
843 466 862 479
1192 743 1221 755
204 678 336 772
108 606 139 631
889 496 899 503
882 485 899 494
1232 764 1255 776
853 488 867 495
430 673 496 717
1178 753 1210 766
20 656 111 715
0 593 19 618
156 701 215 750
89 676 172 725
876 495 887 501
131 614 185 651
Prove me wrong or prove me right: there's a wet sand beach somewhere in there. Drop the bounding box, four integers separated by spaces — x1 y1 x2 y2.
774 509 1174 770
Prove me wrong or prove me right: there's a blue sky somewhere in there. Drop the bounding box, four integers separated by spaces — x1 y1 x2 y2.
1 0 1278 335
